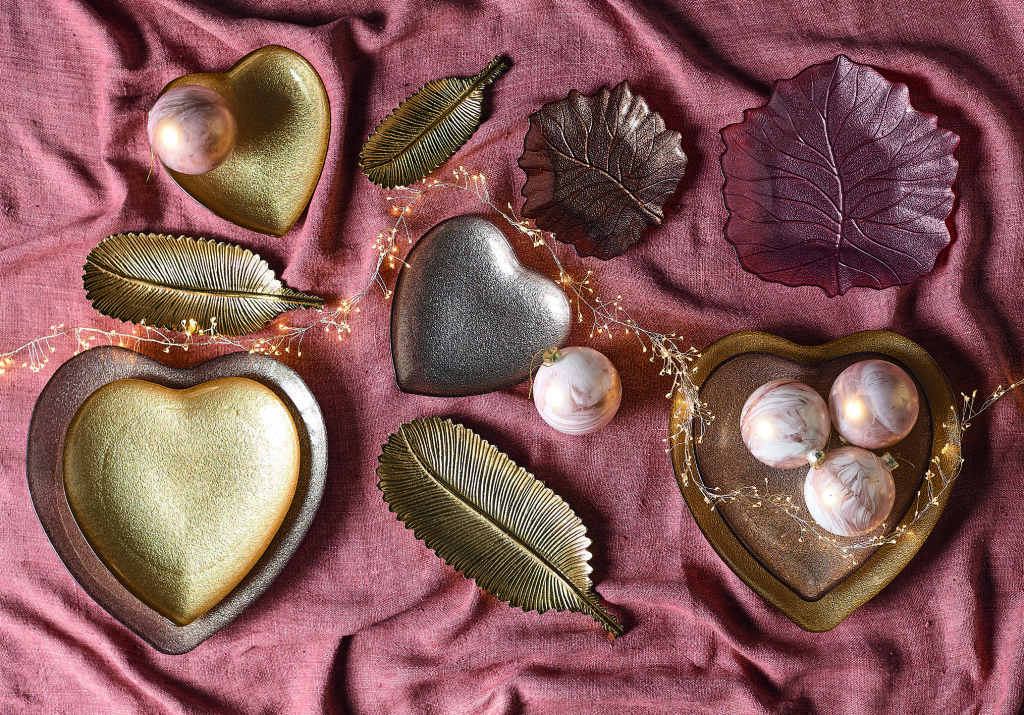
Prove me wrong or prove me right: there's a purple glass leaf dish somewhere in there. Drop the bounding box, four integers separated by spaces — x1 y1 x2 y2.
518 81 687 260
720 55 959 296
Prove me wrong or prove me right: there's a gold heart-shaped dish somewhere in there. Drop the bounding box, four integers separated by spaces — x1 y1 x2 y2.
64 378 300 627
27 347 327 653
669 331 962 631
159 46 331 237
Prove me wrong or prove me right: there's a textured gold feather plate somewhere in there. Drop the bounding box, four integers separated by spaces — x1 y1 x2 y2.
669 331 962 631
158 46 331 237
26 347 328 654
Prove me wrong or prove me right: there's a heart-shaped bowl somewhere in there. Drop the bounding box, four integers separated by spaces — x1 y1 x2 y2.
158 45 331 237
669 331 962 631
390 215 571 396
26 346 327 653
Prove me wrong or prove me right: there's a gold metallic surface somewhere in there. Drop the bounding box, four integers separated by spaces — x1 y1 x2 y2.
360 56 507 189
376 417 622 635
669 331 961 632
160 46 331 237
84 233 324 336
63 377 300 626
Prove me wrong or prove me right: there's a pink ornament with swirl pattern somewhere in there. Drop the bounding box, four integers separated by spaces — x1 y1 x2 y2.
740 379 831 469
804 446 896 537
148 86 238 175
533 347 621 435
829 359 919 449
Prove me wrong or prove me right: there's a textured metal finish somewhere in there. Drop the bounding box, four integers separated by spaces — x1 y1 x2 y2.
390 215 571 396
668 331 961 632
519 81 687 260
84 233 324 336
360 57 508 189
26 346 327 654
377 417 622 635
63 378 300 626
159 45 331 237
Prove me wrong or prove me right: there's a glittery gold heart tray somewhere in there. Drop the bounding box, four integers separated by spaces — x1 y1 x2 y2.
26 346 327 654
669 331 962 631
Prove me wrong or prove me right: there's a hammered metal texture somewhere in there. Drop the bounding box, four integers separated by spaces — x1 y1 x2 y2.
390 215 571 396
63 378 300 626
668 331 961 632
159 46 331 237
26 347 328 654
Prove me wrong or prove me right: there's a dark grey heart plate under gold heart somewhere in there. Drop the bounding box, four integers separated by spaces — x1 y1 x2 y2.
26 346 327 654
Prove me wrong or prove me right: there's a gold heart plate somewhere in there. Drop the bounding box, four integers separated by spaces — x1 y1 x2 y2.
158 45 331 237
27 347 327 653
669 331 962 631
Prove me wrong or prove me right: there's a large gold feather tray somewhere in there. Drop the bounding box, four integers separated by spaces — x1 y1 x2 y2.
669 331 961 631
377 417 622 636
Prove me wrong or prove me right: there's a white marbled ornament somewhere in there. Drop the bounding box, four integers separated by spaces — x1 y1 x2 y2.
740 379 831 469
803 446 896 537
829 359 919 450
533 347 621 435
148 86 238 175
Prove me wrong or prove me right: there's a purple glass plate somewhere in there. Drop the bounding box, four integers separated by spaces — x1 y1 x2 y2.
26 346 327 654
720 55 959 296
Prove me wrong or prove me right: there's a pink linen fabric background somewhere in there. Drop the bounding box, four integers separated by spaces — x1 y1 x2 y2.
1 0 1022 712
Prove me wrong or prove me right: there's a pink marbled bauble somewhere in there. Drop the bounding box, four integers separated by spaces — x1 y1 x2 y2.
147 86 238 175
740 379 830 469
829 359 919 449
803 446 896 537
533 347 621 435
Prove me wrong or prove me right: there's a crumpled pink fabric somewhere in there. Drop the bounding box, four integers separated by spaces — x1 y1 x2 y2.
1 1 1022 713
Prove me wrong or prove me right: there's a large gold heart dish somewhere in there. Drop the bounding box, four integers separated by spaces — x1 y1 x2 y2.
669 331 962 631
63 377 300 626
159 45 331 237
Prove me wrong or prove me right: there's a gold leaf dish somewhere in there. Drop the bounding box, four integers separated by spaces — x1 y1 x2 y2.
158 45 331 237
669 331 962 631
376 417 622 635
360 56 508 189
83 232 324 337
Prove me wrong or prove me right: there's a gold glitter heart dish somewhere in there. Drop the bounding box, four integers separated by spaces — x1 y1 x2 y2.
64 378 300 627
158 45 331 237
27 347 327 654
669 331 962 631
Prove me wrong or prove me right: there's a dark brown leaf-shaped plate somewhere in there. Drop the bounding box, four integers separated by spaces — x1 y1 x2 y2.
720 56 959 296
518 81 687 260
669 331 962 631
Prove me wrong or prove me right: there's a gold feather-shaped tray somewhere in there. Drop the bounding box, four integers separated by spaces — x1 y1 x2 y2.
83 233 323 337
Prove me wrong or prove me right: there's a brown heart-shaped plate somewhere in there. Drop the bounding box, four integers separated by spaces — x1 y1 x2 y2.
26 346 327 653
669 331 962 631
158 45 331 237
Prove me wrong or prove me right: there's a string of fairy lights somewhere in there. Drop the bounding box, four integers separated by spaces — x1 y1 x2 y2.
1 167 1020 554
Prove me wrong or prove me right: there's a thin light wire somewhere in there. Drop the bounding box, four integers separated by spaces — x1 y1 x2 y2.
1 168 1019 556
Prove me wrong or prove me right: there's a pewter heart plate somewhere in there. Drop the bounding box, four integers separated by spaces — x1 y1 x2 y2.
390 215 571 396
158 45 331 237
669 331 962 631
26 347 327 654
